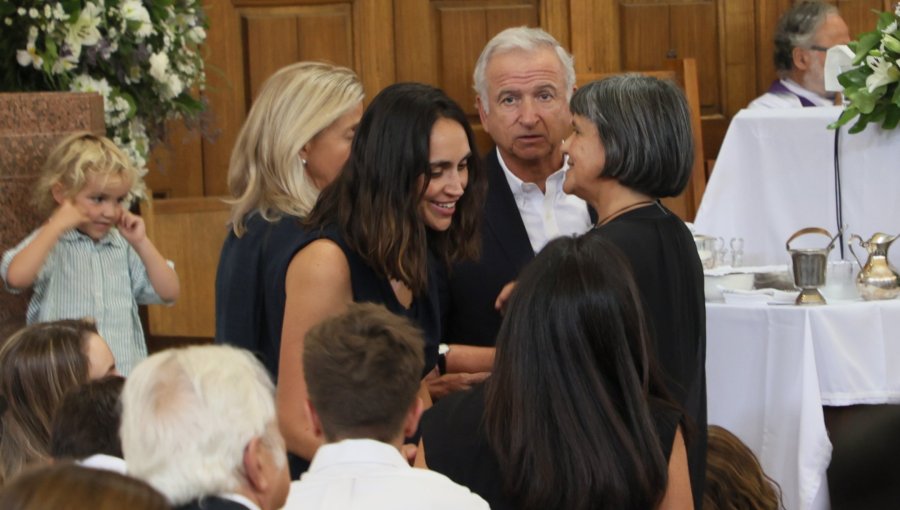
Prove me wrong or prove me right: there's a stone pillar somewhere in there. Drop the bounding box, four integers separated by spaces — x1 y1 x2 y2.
0 92 105 341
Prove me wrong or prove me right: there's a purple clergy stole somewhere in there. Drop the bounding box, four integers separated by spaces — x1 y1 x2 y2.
767 80 817 107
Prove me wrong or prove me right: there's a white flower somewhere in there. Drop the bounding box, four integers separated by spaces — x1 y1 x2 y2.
885 21 898 36
149 52 170 83
187 26 205 43
16 7 25 16
44 4 51 18
52 3 68 21
16 43 43 70
126 65 142 83
28 7 38 18
166 74 184 98
71 74 112 100
120 0 154 38
51 56 77 74
865 55 900 92
4 18 12 26
66 2 102 49
135 23 153 38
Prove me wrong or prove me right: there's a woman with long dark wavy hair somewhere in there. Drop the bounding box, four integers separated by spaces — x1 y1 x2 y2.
276 82 486 475
418 234 693 509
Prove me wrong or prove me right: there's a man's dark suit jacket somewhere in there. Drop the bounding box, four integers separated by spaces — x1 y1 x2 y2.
175 496 252 510
443 149 595 347
442 149 535 347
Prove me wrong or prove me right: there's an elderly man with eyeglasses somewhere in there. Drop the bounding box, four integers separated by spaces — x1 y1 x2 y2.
749 0 851 108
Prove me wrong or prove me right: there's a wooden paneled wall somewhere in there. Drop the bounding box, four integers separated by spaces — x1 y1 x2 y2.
145 0 895 199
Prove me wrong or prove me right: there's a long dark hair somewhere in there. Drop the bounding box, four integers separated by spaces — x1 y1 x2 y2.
484 235 674 509
305 82 486 294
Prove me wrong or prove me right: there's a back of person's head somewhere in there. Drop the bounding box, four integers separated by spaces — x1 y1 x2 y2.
0 463 169 510
120 345 286 506
34 131 143 216
773 1 838 75
307 82 486 295
50 375 125 461
304 302 425 443
703 425 782 510
570 74 694 198
227 61 363 235
473 26 575 111
0 319 98 485
485 234 671 510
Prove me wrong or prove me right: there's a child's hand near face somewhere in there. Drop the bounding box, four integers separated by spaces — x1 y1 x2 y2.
117 210 147 245
48 199 89 233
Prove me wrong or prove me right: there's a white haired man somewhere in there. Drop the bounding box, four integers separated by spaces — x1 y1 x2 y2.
433 26 593 397
749 0 850 108
120 345 290 510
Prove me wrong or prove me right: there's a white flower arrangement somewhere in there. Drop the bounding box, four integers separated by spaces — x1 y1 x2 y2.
830 5 900 132
0 0 208 174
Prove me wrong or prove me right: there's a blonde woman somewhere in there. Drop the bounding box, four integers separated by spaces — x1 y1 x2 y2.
215 62 363 382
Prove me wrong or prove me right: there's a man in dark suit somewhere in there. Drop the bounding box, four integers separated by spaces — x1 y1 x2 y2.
428 27 593 398
119 345 290 510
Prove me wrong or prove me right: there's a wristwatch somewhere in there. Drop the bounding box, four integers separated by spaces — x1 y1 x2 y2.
437 343 450 375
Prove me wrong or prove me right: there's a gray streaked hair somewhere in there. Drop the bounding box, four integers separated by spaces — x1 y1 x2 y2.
473 26 575 112
570 74 694 198
773 1 838 76
120 345 285 505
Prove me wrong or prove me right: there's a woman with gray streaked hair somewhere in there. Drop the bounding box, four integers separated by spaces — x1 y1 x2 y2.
561 73 707 510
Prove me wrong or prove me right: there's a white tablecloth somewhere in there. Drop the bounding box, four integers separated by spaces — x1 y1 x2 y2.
706 299 900 510
695 108 900 267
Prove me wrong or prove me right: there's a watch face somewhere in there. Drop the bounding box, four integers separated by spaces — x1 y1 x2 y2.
438 343 450 355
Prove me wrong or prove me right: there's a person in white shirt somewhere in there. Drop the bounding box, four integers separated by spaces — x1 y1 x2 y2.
749 1 850 109
119 345 290 510
284 302 489 510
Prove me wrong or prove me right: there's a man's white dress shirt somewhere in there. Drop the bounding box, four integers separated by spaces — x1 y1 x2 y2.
497 149 592 254
283 439 490 510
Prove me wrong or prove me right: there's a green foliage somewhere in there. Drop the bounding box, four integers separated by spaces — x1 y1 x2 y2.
829 8 900 134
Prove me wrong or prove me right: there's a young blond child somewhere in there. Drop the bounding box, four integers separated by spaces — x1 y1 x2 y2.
0 132 179 374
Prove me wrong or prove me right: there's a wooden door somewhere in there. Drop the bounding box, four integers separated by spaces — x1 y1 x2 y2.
144 0 897 197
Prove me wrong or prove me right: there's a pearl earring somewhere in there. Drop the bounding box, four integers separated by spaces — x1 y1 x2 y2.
301 158 308 166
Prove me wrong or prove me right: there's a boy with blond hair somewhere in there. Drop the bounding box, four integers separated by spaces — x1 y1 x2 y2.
1 132 179 374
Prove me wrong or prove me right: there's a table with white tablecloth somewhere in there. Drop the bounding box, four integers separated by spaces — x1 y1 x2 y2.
695 107 900 267
706 299 900 510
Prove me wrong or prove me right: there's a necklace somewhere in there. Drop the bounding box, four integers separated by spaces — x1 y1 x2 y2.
595 200 655 227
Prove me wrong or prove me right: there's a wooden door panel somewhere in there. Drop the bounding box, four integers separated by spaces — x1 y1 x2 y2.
721 0 756 116
670 2 720 115
620 4 671 71
569 0 620 73
438 8 488 115
839 0 894 38
243 5 354 100
244 16 301 100
297 7 354 66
